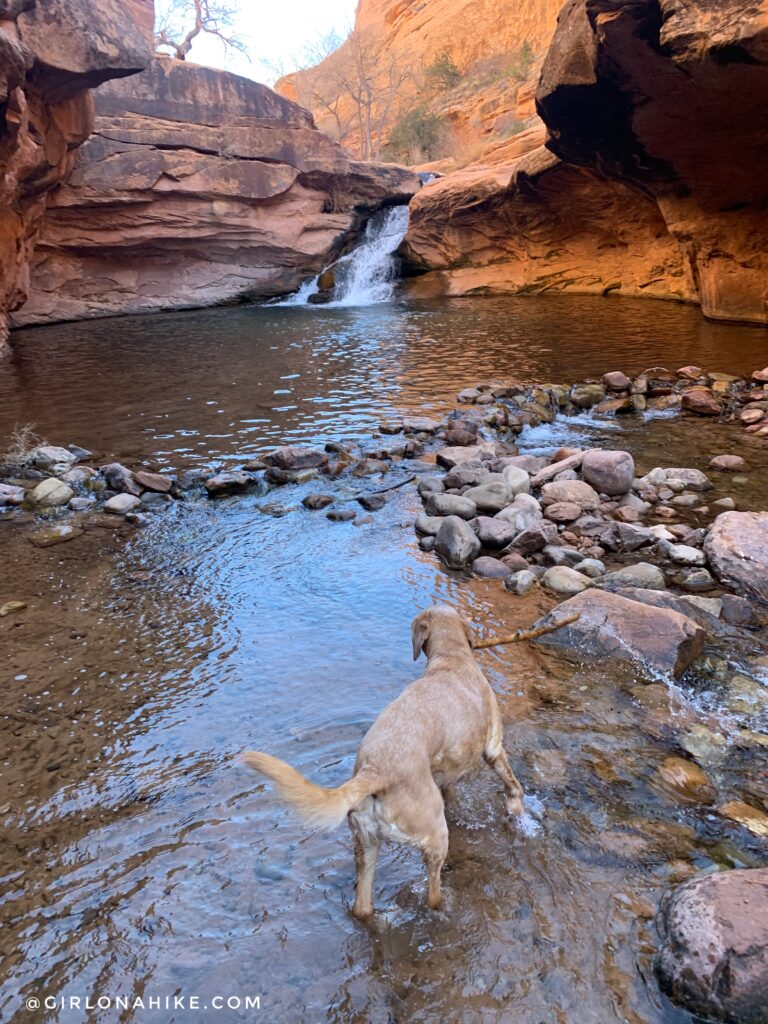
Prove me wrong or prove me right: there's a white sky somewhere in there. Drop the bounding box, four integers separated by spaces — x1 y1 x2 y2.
156 0 357 85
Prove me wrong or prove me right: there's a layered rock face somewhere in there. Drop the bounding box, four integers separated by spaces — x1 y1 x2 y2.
13 58 419 326
403 0 768 324
0 0 154 349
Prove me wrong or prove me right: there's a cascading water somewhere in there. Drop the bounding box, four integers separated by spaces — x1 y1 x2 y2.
280 204 410 307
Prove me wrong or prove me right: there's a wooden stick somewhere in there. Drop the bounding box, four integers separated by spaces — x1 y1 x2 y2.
471 613 581 650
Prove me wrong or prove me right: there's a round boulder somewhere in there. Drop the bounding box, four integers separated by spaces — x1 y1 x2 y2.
704 511 768 602
581 449 635 496
655 868 768 1023
435 516 481 569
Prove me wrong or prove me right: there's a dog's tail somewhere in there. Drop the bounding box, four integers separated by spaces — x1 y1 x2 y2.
242 751 380 831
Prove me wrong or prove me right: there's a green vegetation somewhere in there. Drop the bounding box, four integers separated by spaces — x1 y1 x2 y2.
424 50 462 91
386 105 444 164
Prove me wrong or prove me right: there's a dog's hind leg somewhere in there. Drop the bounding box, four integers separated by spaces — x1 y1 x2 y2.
423 821 449 911
349 813 380 919
484 720 524 817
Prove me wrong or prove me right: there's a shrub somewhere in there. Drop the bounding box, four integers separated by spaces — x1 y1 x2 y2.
386 105 444 164
424 50 462 91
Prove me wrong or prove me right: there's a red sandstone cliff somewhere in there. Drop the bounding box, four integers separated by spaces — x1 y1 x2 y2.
402 0 768 325
0 0 154 349
14 57 419 326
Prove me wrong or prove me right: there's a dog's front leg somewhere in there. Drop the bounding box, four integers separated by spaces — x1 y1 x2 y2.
484 746 525 817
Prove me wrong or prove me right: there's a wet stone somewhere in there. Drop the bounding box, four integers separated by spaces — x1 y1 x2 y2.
471 556 512 579
302 494 334 510
357 493 387 512
27 524 84 547
326 509 356 522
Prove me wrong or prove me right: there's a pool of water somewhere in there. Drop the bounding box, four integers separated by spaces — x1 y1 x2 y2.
1 295 766 1024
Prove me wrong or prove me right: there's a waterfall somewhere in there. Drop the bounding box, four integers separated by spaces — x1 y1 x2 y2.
280 205 410 308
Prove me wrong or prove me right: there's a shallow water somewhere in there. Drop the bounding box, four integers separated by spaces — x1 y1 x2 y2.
1 295 767 1024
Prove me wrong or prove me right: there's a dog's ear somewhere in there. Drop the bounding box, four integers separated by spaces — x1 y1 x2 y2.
411 612 429 661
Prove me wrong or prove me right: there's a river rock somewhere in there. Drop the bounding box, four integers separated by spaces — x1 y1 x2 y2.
602 371 631 391
358 493 386 512
600 563 666 591
434 515 481 569
0 483 25 505
575 558 606 578
402 416 440 434
681 569 715 592
29 445 77 470
509 522 557 555
681 388 722 416
472 516 517 548
204 472 252 497
532 589 705 677
265 446 328 471
704 511 768 602
545 501 581 523
425 492 477 519
541 566 592 596
462 481 511 513
302 494 334 510
414 515 444 536
133 469 174 493
543 545 583 567
571 383 606 408
501 551 530 572
436 443 496 468
326 509 356 522
103 463 141 496
718 801 768 837
660 542 706 567
581 449 634 496
27 524 85 547
472 556 512 579
541 480 600 510
530 453 585 487
443 429 478 447
104 493 141 515
29 478 74 507
655 868 768 1024
720 593 757 626
656 756 715 804
500 465 530 495
505 570 538 596
709 454 747 472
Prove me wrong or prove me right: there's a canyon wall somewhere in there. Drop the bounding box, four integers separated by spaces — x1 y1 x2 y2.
13 57 419 327
0 0 154 349
402 0 768 324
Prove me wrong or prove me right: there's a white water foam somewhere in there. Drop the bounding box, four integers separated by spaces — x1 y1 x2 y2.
280 205 410 308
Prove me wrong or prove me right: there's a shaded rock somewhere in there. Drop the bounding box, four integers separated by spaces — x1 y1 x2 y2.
602 371 631 391
414 515 444 536
501 551 530 572
302 494 334 510
575 558 605 578
472 516 518 549
326 509 356 522
425 492 477 520
434 515 481 569
581 449 634 496
418 535 435 552
600 562 666 591
505 569 538 596
571 384 606 408
29 478 74 507
681 569 715 592
509 522 556 555
103 463 141 496
358 493 387 512
472 556 512 579
402 415 440 434
656 868 768 1023
543 544 583 568
462 480 511 513
704 511 768 602
720 593 757 627
682 388 722 416
104 493 141 515
266 446 328 471
532 589 705 677
0 483 25 505
417 476 445 497
541 565 592 596
204 472 252 497
30 445 77 470
443 429 479 447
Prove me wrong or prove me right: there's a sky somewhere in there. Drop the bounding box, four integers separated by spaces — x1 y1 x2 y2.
155 0 357 85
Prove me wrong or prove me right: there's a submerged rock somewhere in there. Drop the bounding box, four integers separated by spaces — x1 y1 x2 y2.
532 589 705 677
302 493 334 510
655 756 715 805
655 868 768 1023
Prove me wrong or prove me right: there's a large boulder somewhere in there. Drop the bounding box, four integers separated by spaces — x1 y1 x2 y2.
655 868 768 1023
13 56 419 326
532 588 705 677
434 515 481 569
581 449 634 496
705 511 768 603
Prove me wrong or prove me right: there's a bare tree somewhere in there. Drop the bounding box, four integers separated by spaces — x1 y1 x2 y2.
154 0 246 61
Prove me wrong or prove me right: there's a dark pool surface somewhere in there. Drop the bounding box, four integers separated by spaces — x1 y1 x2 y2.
1 295 766 1024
